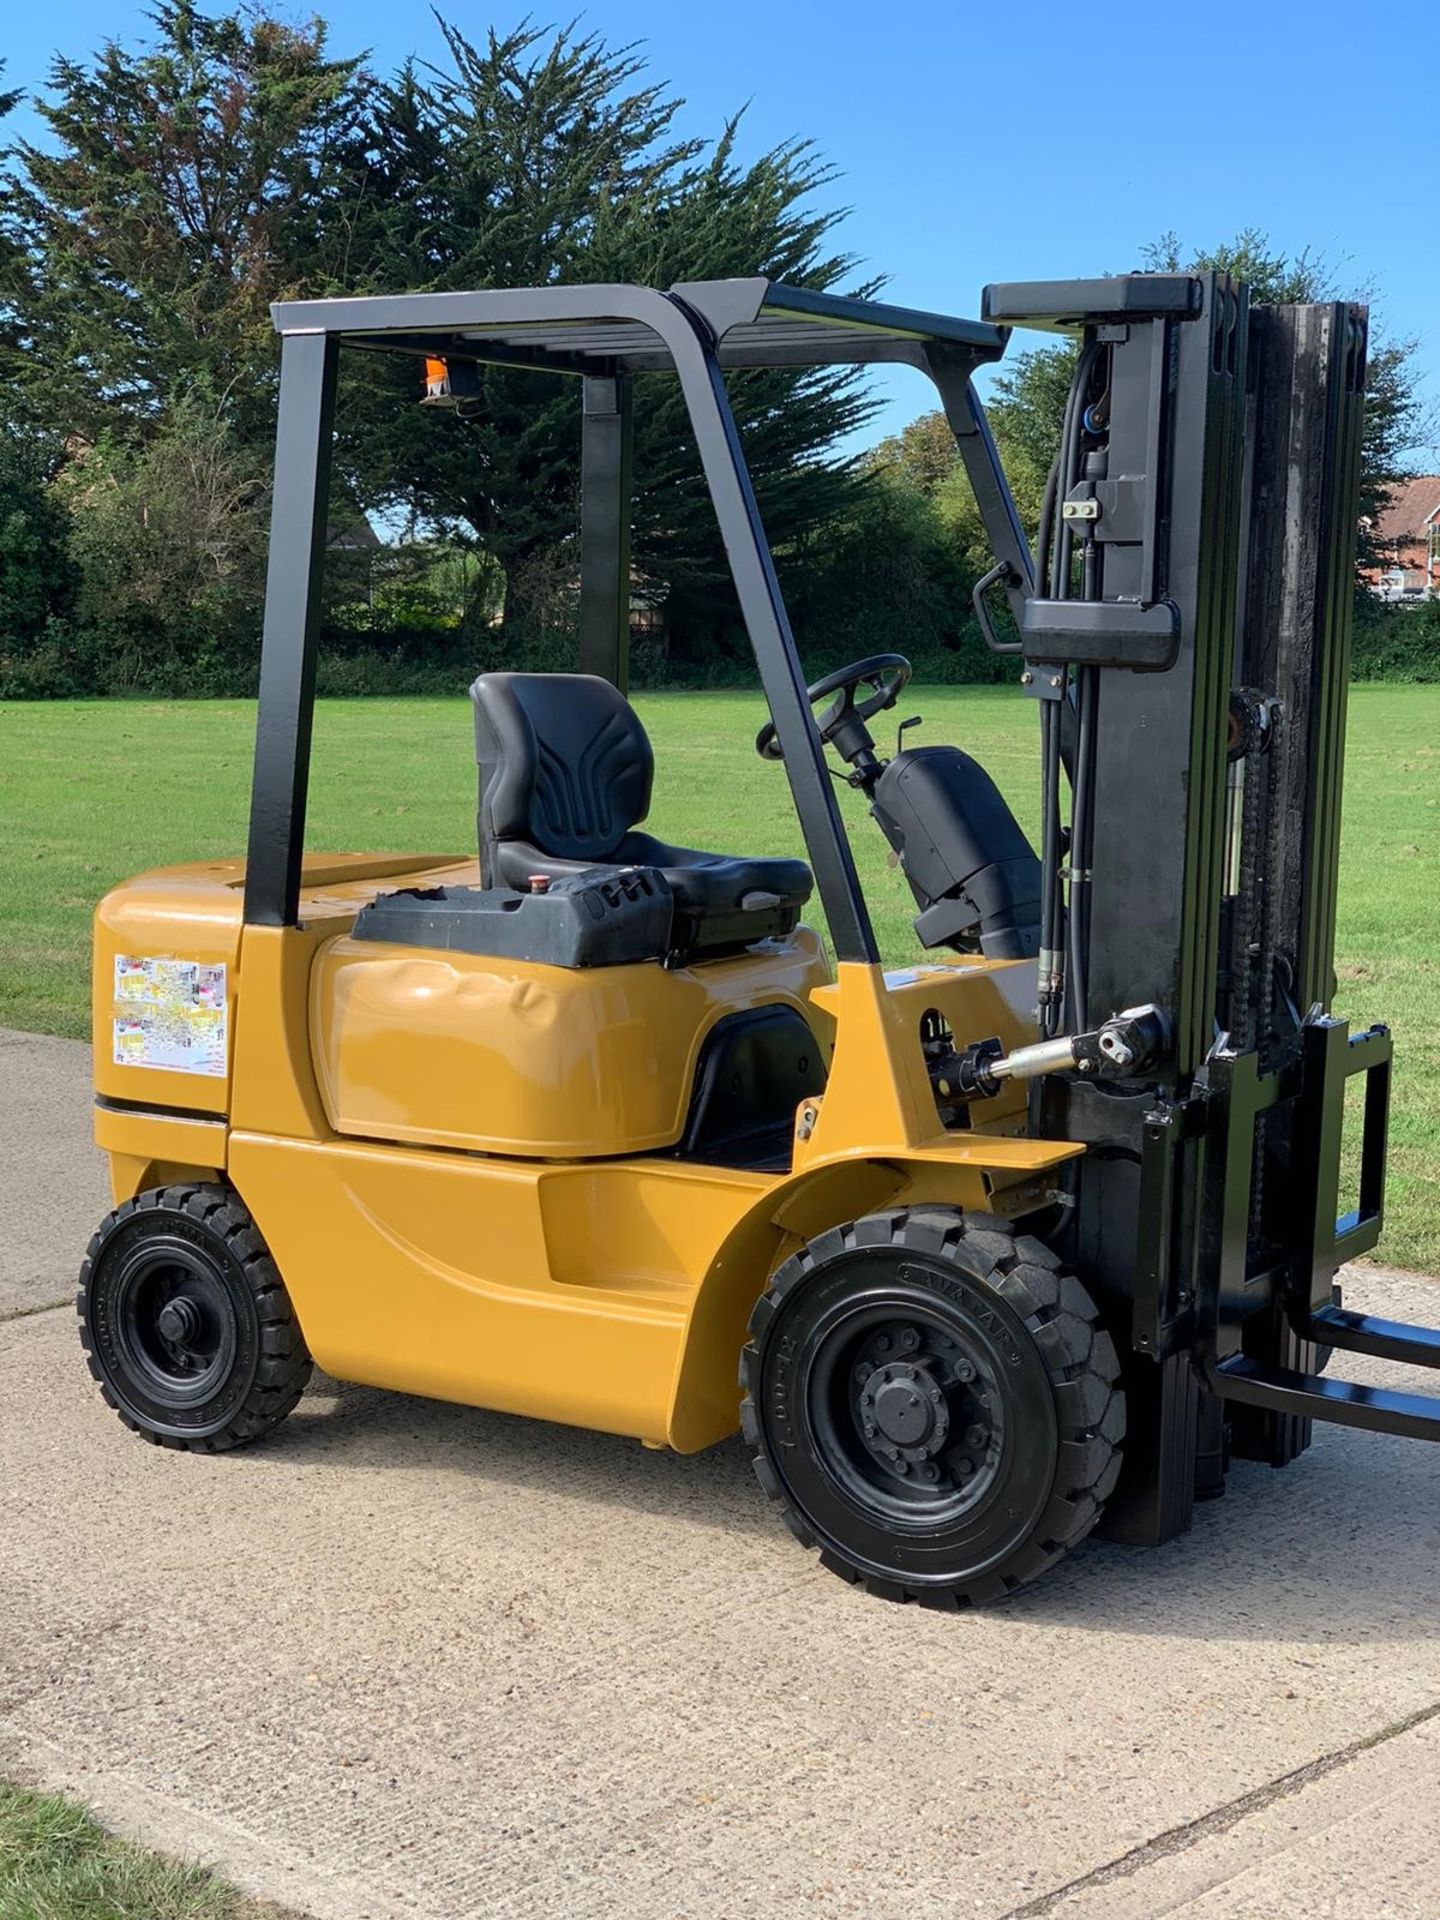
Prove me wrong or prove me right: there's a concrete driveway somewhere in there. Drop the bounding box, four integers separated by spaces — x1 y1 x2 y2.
2 1026 1438 1919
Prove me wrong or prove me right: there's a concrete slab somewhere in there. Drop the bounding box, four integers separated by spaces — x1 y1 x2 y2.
4 1278 1440 1919
0 1027 109 1320
1041 1708 1440 1919
2 1025 1439 1918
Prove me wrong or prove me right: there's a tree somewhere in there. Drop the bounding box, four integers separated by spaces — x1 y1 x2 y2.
865 413 961 494
0 4 367 448
335 20 874 657
56 398 265 689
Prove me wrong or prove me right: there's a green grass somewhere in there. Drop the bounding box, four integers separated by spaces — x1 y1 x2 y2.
0 1780 293 1920
0 685 1435 1268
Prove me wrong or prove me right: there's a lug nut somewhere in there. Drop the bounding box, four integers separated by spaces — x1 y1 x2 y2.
966 1425 986 1447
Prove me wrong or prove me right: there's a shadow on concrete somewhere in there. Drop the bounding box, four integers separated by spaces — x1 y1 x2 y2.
247 1369 1440 1644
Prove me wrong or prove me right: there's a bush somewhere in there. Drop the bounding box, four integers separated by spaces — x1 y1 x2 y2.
1351 596 1440 683
0 433 80 694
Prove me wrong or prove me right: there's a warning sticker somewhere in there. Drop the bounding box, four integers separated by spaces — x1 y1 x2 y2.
113 956 228 1077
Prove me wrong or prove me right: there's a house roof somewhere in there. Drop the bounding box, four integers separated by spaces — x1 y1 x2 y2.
1373 475 1440 544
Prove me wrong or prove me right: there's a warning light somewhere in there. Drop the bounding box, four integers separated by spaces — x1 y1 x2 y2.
422 356 454 407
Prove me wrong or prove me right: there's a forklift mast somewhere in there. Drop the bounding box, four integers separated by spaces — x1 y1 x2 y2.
977 276 1412 1542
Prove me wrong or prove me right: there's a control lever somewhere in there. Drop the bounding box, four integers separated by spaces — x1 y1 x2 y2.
895 714 922 755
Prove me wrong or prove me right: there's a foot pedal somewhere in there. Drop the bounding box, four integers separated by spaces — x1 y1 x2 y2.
1212 1354 1440 1442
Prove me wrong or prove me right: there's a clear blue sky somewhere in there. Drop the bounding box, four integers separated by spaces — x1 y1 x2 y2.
5 0 1437 457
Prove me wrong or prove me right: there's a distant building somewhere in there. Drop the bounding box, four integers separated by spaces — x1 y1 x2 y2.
1361 476 1440 602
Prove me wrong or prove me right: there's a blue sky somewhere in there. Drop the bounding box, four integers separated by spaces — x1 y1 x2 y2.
5 0 1437 458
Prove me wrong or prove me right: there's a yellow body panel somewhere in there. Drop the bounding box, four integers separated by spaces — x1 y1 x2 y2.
310 927 831 1157
227 1132 769 1442
92 856 1086 1453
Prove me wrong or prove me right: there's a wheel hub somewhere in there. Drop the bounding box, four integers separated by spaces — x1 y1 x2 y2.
862 1362 947 1452
848 1320 997 1491
156 1294 204 1352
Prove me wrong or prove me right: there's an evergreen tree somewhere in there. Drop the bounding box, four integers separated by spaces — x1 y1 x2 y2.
0 4 367 447
337 21 874 656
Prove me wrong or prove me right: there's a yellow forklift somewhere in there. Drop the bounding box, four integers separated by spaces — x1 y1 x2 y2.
82 274 1434 1608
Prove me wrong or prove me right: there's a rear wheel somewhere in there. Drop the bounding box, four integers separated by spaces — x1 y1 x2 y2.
78 1183 311 1451
740 1207 1123 1607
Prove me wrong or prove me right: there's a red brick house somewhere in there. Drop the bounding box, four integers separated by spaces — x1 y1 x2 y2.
1361 474 1440 600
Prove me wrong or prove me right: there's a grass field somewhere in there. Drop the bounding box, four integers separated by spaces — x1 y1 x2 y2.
0 1779 289 1919
1 685 1435 1268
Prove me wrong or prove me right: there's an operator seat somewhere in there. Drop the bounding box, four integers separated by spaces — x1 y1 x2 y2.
470 672 813 958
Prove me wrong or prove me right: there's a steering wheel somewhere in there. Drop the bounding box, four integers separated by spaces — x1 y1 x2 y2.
755 654 912 765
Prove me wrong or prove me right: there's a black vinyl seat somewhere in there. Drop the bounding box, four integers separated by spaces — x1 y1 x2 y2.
470 672 813 958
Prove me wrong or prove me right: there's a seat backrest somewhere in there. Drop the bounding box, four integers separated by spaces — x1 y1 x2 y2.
470 672 654 873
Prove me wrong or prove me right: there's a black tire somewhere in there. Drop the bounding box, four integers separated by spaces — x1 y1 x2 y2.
740 1207 1123 1608
78 1183 312 1451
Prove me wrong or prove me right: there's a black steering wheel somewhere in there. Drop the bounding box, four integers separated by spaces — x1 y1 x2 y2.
755 653 912 765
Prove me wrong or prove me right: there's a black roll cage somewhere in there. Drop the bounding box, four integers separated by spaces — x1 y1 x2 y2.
242 276 1037 960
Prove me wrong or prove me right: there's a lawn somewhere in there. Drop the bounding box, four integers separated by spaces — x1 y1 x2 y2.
0 1779 292 1919
1 685 1435 1268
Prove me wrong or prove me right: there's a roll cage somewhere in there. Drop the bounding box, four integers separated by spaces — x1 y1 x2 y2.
243 276 1037 957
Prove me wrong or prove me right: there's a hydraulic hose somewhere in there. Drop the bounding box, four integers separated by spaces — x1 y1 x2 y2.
1038 697 1064 1035
1067 665 1098 1033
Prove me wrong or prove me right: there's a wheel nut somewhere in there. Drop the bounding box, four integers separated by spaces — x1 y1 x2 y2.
966 1425 986 1447
894 1459 910 1475
863 1421 877 1438
900 1328 918 1350
876 1335 891 1352
920 1463 940 1482
954 1359 975 1383
958 1458 975 1478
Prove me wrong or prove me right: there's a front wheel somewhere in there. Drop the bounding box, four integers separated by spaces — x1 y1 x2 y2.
740 1208 1123 1608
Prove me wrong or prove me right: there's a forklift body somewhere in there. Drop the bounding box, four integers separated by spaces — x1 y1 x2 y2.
81 270 1437 1607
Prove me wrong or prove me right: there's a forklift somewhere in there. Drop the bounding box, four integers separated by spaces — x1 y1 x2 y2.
80 271 1436 1609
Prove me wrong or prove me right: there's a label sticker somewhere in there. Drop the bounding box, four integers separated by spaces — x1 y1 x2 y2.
113 956 228 1076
